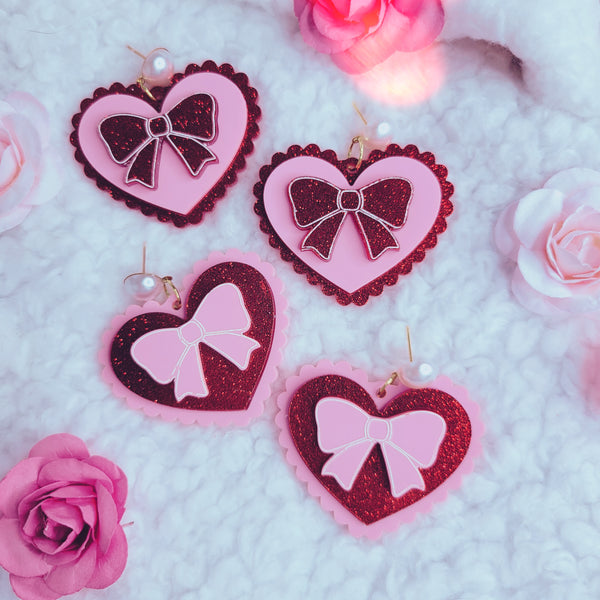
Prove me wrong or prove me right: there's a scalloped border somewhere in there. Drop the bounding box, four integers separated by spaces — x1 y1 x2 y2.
275 361 484 539
99 250 287 426
253 144 454 305
71 62 261 228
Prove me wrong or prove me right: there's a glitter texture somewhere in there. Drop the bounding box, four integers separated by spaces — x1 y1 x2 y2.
254 144 454 305
288 375 471 525
289 176 412 260
110 261 275 411
71 62 261 227
99 93 216 188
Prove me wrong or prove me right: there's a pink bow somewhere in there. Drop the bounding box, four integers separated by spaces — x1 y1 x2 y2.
315 398 446 497
130 283 260 401
99 93 217 189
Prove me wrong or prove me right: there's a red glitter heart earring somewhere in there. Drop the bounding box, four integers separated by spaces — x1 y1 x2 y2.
123 244 182 309
275 326 483 538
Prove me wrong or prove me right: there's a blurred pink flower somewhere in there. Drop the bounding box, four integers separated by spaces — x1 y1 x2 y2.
495 168 600 316
294 0 445 73
0 434 128 600
0 92 60 233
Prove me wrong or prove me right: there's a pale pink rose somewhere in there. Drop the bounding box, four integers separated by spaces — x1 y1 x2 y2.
0 92 61 233
0 434 128 600
293 0 445 73
495 168 600 315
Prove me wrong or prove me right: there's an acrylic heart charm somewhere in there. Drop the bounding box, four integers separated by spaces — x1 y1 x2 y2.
100 251 286 426
254 145 453 305
276 362 483 538
71 62 260 227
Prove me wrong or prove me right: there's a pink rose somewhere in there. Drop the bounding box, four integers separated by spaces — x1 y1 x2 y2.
0 92 61 233
294 0 445 73
495 168 600 315
0 434 128 600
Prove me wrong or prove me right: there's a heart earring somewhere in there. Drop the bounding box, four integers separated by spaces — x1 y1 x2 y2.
71 46 261 227
101 250 287 426
275 327 483 538
253 106 454 305
123 244 181 309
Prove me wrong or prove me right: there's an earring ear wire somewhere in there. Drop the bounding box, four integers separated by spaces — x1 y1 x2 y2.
126 45 174 101
123 244 182 310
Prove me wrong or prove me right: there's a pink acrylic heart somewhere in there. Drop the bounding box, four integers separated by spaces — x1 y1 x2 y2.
71 62 260 227
254 145 454 305
276 361 483 538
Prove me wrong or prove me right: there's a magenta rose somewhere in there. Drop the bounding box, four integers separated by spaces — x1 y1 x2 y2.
495 168 600 315
0 434 128 600
294 0 445 73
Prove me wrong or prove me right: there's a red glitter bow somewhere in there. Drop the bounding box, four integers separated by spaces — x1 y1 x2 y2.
288 177 413 260
98 93 217 188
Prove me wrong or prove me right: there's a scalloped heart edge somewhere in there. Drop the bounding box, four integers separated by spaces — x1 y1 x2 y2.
253 144 454 306
99 250 287 426
275 360 484 539
71 61 261 228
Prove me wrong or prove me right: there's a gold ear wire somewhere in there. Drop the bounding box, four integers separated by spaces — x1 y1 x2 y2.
126 45 158 101
377 326 413 398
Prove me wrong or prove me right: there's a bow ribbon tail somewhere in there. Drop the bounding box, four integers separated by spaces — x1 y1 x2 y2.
202 332 261 370
126 138 160 188
174 344 208 401
355 211 401 260
321 440 376 491
301 211 347 260
166 135 217 176
379 443 428 498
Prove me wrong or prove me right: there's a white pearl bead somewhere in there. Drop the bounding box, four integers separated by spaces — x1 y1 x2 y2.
399 361 438 389
363 121 392 151
124 273 163 302
141 48 174 87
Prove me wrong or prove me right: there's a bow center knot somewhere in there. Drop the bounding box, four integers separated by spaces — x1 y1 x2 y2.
179 320 205 345
338 190 362 212
148 115 170 137
366 417 391 442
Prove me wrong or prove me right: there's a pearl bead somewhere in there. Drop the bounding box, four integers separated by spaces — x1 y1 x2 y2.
399 361 438 389
363 121 392 151
141 48 174 87
124 273 163 302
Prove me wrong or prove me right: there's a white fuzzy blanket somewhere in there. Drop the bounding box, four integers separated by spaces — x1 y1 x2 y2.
2 0 600 598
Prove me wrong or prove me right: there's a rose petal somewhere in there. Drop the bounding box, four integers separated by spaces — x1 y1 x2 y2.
510 270 565 316
0 518 50 577
0 203 32 233
0 143 20 190
37 459 114 492
313 2 368 41
545 167 600 197
390 0 444 52
517 247 572 298
44 544 97 596
95 482 118 554
32 526 77 556
40 498 84 532
5 92 49 146
86 526 128 590
22 506 44 539
0 457 47 519
28 434 90 462
18 482 73 523
298 3 359 53
9 574 61 600
512 188 564 250
65 495 98 528
87 455 128 516
50 483 95 500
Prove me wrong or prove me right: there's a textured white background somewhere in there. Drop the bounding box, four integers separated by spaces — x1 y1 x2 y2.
2 0 600 598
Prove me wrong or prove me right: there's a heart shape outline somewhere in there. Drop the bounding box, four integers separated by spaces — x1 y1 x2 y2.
254 144 453 305
71 62 261 227
276 361 483 538
100 250 287 426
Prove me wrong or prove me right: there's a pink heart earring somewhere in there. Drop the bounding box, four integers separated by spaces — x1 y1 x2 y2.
253 106 454 305
123 244 182 309
71 46 260 227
